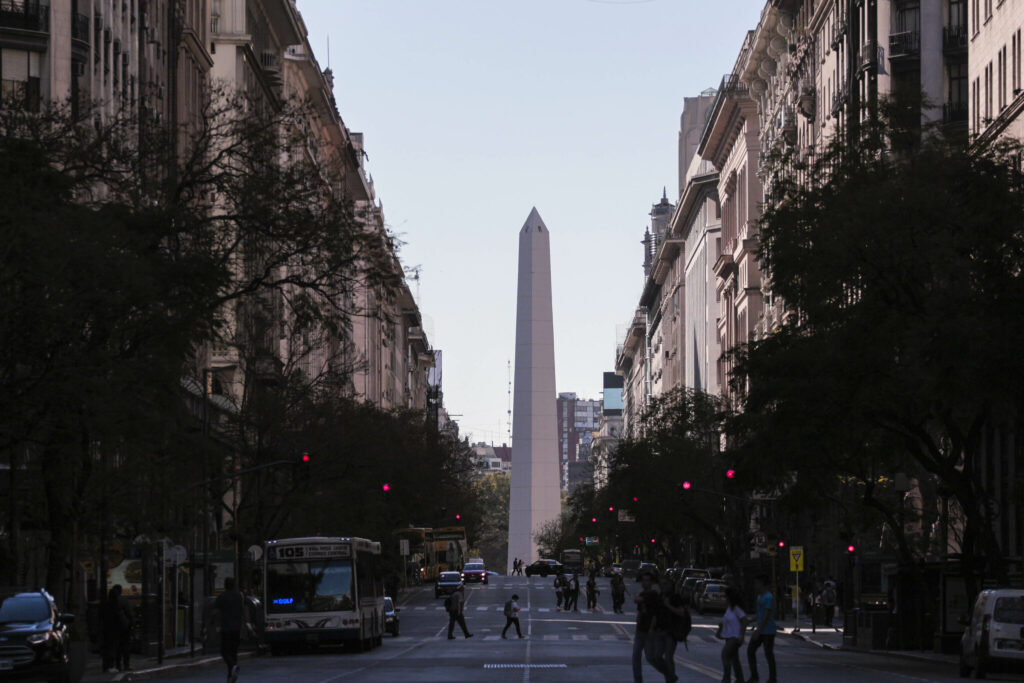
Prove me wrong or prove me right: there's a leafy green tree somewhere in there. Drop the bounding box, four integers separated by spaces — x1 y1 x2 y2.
471 472 509 570
732 100 1024 595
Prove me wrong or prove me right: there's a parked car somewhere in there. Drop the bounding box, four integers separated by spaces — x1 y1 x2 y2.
620 560 642 578
679 577 701 602
524 559 564 577
0 588 74 682
636 563 659 581
960 588 1024 678
602 563 623 577
383 596 400 637
435 571 463 598
461 562 488 584
695 582 729 615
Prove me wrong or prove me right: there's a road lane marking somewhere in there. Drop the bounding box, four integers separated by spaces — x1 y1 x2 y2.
674 655 721 680
543 634 559 640
572 635 588 640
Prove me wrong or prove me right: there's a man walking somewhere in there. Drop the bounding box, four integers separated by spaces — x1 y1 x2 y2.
586 574 599 610
822 578 838 629
214 577 244 683
501 593 524 639
447 585 473 639
568 573 581 611
554 573 565 610
746 574 777 683
512 558 519 576
633 572 671 683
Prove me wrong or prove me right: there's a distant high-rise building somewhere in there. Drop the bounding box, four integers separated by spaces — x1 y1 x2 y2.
556 393 602 490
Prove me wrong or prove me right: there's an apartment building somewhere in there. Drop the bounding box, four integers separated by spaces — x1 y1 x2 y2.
556 392 601 490
591 372 624 490
969 0 1024 142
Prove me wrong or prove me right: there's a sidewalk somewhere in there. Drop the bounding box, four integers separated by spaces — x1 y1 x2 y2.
80 645 255 682
777 617 960 667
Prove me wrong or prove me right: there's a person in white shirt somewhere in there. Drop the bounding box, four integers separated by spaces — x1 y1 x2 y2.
501 594 524 638
715 586 748 683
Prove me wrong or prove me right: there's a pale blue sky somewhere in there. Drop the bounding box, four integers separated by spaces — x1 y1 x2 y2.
296 0 763 444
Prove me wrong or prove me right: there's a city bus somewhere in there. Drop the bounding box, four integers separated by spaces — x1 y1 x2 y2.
429 526 467 575
263 536 384 652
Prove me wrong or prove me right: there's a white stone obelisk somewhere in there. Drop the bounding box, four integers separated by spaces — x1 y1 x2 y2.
507 208 561 574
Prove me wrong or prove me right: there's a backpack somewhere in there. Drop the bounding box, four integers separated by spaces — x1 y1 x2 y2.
503 600 513 618
672 606 692 643
444 595 453 612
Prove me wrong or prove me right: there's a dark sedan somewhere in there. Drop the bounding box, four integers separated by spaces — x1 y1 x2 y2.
0 588 74 682
524 559 564 577
434 571 463 598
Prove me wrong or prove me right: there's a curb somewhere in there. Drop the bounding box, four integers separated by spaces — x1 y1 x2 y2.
785 632 960 666
83 650 257 682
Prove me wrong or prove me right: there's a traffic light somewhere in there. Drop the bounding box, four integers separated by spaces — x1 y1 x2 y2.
778 540 786 549
846 544 855 553
725 469 736 479
295 452 311 484
591 517 597 523
632 496 638 502
455 513 461 520
608 506 615 512
381 483 391 493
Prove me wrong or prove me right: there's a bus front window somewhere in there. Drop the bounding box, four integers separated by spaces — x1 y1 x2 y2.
267 560 354 614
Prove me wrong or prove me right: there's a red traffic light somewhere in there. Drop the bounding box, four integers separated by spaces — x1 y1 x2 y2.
682 481 692 490
650 538 656 544
632 496 638 502
591 517 597 523
455 514 461 520
608 506 615 512
381 483 390 492
726 469 735 479
847 544 856 553
778 540 786 548
301 452 310 463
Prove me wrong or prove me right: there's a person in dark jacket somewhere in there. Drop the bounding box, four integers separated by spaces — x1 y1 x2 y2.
214 577 244 682
101 585 133 673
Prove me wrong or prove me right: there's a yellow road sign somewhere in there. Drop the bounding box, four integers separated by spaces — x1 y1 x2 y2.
789 545 804 572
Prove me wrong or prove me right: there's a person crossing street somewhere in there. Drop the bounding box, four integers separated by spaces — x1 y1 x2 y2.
446 585 474 640
501 593 524 639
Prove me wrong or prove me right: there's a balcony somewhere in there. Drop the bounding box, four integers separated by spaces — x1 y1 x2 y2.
889 30 921 59
859 40 877 70
943 101 968 124
0 0 48 32
943 25 968 53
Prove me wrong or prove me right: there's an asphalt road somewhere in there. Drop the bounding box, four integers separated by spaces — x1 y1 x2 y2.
134 575 1023 682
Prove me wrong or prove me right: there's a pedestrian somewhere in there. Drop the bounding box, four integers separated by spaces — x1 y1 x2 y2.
554 573 565 610
214 577 244 683
512 557 519 576
715 586 747 683
586 574 599 610
501 593 524 639
447 585 474 639
611 572 627 614
517 559 524 575
632 572 671 683
646 574 686 683
746 574 778 683
101 584 133 673
822 578 838 629
568 572 581 611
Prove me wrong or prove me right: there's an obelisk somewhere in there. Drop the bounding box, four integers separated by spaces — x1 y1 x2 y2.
507 208 561 574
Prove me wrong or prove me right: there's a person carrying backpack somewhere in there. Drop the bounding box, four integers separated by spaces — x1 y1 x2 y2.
446 586 473 640
501 593 524 639
822 579 838 629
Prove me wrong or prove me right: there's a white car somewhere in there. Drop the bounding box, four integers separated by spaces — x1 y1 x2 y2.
960 588 1024 678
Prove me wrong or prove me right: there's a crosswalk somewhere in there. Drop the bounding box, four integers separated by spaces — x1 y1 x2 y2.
399 632 796 645
411 605 610 613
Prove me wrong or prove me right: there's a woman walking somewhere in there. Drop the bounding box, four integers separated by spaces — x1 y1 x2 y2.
715 586 747 683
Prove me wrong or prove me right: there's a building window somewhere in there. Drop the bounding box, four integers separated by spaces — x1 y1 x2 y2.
1 48 41 112
950 0 967 28
971 0 979 35
984 0 992 21
1014 30 1022 94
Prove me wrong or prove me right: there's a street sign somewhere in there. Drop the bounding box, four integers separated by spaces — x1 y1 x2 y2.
585 536 599 546
789 546 804 572
754 531 767 548
399 539 410 556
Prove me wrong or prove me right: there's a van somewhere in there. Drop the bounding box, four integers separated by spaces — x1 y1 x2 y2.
960 588 1024 678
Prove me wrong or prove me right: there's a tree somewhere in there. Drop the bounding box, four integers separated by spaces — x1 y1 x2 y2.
732 99 1024 595
471 472 509 570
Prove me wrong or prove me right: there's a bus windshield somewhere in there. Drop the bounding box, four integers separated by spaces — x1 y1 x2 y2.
267 559 354 614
